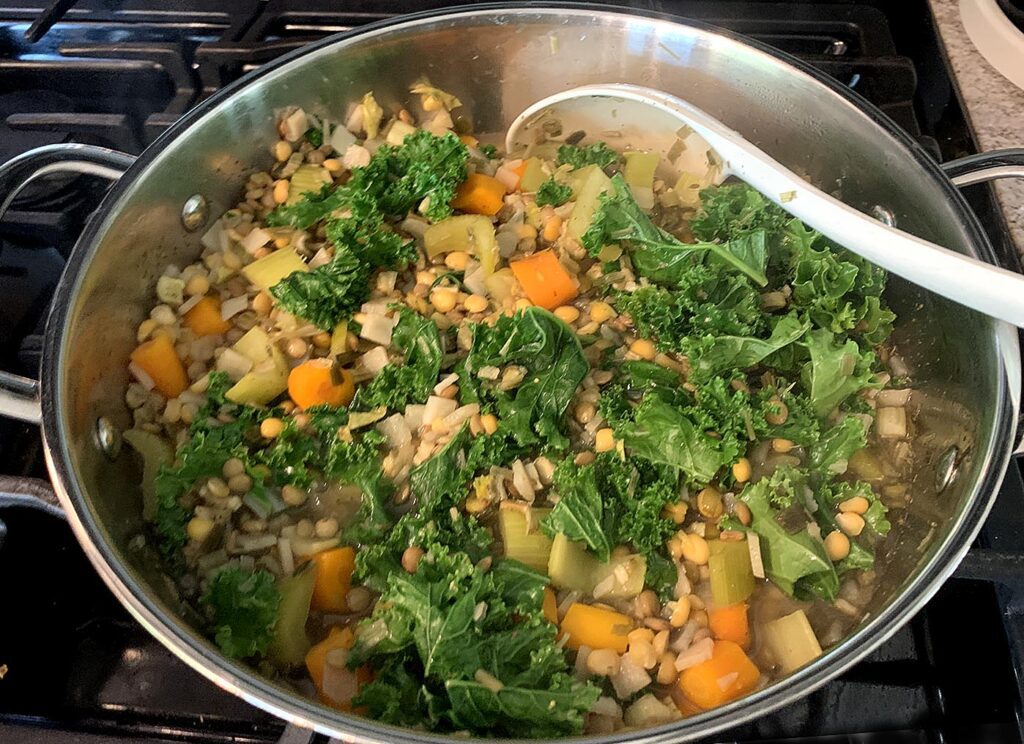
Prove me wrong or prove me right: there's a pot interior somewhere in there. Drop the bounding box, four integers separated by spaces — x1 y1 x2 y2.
46 6 1017 741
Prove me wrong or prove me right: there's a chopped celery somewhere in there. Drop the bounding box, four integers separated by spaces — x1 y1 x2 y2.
499 507 553 572
423 215 497 275
566 165 611 240
674 172 707 208
122 428 172 521
226 326 289 405
762 609 823 674
267 563 316 667
548 533 598 593
623 151 659 191
287 164 332 205
386 120 417 146
241 247 309 293
519 157 548 193
484 267 518 305
591 553 646 599
708 539 755 606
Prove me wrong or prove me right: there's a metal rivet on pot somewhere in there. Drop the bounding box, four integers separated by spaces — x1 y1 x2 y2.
94 417 122 460
181 194 209 232
936 445 960 493
826 39 848 56
871 205 897 227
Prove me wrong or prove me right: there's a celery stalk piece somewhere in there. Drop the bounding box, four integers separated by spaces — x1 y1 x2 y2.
499 507 553 572
423 215 498 275
226 326 290 405
287 164 332 205
623 151 659 191
548 533 598 593
708 539 756 606
242 247 309 293
122 428 173 522
761 609 823 674
268 563 316 667
566 165 611 240
518 157 548 193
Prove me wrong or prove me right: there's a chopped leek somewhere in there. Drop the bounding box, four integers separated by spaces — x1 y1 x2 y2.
708 539 755 606
623 151 659 191
519 157 549 193
499 507 553 572
548 533 597 593
226 326 289 405
122 428 173 521
423 215 497 275
287 164 332 205
566 165 611 240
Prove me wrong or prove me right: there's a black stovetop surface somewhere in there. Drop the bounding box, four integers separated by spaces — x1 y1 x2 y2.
2 2 1024 743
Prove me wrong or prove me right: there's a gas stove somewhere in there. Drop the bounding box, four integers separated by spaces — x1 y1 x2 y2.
2 2 1024 743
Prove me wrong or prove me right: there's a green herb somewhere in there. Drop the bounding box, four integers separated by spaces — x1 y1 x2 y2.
740 468 839 601
809 415 868 476
556 141 619 171
270 247 370 331
354 308 443 412
304 126 324 148
582 175 768 286
463 307 588 449
544 460 610 559
202 566 281 659
480 143 499 159
620 395 726 484
801 329 879 417
535 177 572 207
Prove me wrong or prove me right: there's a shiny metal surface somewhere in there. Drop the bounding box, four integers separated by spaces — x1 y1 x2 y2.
0 143 136 425
180 193 210 232
11 6 1022 743
942 148 1024 186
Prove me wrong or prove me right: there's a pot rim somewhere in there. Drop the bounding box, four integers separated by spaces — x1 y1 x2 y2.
38 4 1020 743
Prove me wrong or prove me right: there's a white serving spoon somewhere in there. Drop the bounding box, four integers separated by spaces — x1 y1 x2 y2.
506 83 1024 327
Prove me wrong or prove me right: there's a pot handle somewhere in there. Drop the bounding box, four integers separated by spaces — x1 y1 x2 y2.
941 148 1024 186
0 144 136 424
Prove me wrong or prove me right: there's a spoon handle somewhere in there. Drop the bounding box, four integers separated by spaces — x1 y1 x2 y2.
618 85 1024 328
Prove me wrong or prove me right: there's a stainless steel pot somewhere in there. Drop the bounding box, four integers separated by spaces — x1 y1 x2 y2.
0 5 1022 742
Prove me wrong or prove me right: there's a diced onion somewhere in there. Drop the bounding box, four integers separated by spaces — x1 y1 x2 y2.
675 637 714 670
282 108 308 142
511 460 536 501
423 395 458 425
156 276 185 306
360 346 390 376
376 271 398 294
128 361 156 391
434 373 459 395
877 388 912 407
377 413 412 448
277 538 294 576
220 295 249 321
443 403 479 430
610 656 651 699
876 406 908 439
404 404 426 430
241 227 271 255
309 247 333 269
330 123 357 155
463 261 488 295
574 645 592 680
177 293 204 316
494 161 522 192
477 365 500 380
748 532 765 579
359 314 398 346
591 697 622 718
216 348 254 381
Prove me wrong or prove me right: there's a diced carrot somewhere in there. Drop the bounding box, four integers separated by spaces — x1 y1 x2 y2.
288 358 354 409
183 295 230 337
310 546 357 613
542 586 558 624
559 603 633 653
677 640 760 710
708 602 750 647
130 333 188 399
509 250 579 310
451 173 506 216
304 626 371 711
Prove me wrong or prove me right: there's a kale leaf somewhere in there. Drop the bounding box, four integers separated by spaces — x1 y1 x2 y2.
202 566 281 659
556 141 619 171
535 177 573 207
801 329 879 417
270 247 370 331
354 308 443 412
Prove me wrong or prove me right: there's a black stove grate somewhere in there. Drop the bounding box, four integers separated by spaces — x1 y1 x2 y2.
2 2 1023 743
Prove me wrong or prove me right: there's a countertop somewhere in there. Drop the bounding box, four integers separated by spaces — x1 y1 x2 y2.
930 0 1024 257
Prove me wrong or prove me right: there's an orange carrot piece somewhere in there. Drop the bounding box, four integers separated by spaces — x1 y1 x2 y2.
130 333 188 399
708 603 750 647
288 358 354 409
304 626 371 711
559 603 633 653
678 640 760 710
542 586 558 625
509 250 579 310
310 546 357 613
183 295 230 337
451 173 506 216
